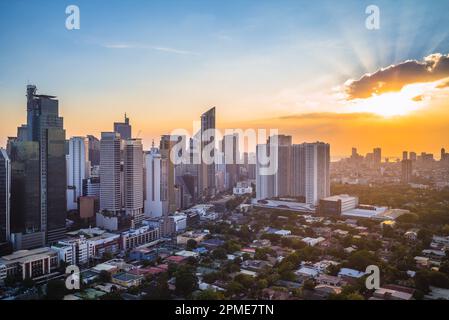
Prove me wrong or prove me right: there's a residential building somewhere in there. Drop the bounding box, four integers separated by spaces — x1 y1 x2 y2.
66 136 89 211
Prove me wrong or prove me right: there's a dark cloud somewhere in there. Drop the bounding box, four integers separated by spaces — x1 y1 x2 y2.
345 53 449 99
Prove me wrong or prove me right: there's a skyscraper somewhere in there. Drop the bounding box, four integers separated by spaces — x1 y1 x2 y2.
87 135 100 166
199 107 216 198
114 114 132 141
124 139 144 225
66 137 90 210
256 139 330 206
100 132 121 213
401 152 413 183
160 135 178 214
0 149 11 243
144 147 167 218
11 85 67 245
271 135 292 197
373 148 382 166
221 133 240 190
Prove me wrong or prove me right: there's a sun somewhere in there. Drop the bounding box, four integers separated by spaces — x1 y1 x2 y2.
346 83 431 117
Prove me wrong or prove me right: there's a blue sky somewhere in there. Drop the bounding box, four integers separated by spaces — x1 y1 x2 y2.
1 0 449 156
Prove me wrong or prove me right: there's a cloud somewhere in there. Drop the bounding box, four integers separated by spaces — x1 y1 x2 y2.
278 112 381 121
102 43 199 55
345 53 449 99
436 77 449 89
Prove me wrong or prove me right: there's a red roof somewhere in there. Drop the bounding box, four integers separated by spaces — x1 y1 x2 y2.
165 256 187 264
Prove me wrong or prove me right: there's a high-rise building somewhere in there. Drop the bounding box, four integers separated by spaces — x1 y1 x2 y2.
410 152 417 161
160 135 178 214
124 139 144 225
271 135 292 197
441 148 448 161
10 85 67 245
402 151 408 161
199 107 216 198
100 132 121 213
87 135 100 166
145 147 167 218
0 149 11 243
221 133 240 190
256 139 330 206
373 148 382 165
401 159 413 183
66 137 90 210
114 114 132 141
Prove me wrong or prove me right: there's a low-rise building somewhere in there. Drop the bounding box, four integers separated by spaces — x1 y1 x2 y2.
0 247 59 281
302 237 326 247
112 272 143 288
176 231 208 245
121 225 160 251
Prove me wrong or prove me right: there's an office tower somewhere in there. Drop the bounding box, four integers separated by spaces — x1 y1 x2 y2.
124 139 144 225
441 148 447 161
410 152 417 161
114 113 132 140
222 133 240 190
351 148 358 158
160 135 177 214
291 144 306 199
66 137 90 210
0 149 11 242
145 147 167 218
87 135 100 166
199 107 216 198
373 148 382 165
256 140 276 200
83 177 100 198
402 151 408 161
100 132 121 213
12 85 67 244
401 159 413 183
271 135 292 197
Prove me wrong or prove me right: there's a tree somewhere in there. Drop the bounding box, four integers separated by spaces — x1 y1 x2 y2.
303 279 315 291
46 280 67 300
4 275 17 287
98 270 112 283
175 265 198 297
346 250 378 270
186 239 197 251
212 248 227 260
226 281 245 297
195 289 225 300
143 273 170 300
22 277 36 289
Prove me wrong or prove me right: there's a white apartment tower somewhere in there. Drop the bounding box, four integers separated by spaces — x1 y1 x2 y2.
66 137 90 210
144 147 168 218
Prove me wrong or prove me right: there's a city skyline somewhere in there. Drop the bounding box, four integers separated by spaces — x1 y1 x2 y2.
1 1 449 158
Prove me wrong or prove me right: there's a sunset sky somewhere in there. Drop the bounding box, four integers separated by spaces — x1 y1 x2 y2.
1 0 449 159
